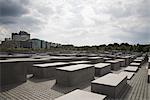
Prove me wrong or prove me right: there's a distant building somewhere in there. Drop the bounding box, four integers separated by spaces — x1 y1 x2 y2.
1 40 21 48
12 31 30 41
41 40 47 49
20 40 32 48
1 31 62 50
5 38 11 41
30 38 42 49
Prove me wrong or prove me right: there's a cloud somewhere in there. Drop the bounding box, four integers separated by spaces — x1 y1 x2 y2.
0 0 46 41
0 0 149 45
0 0 29 17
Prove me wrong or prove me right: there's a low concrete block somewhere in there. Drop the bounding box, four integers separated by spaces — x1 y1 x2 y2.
87 57 104 64
33 62 69 78
115 59 126 67
69 61 91 65
91 73 127 99
0 59 27 86
119 71 134 80
94 63 111 77
130 62 141 68
105 60 120 71
148 69 150 83
124 66 138 72
56 64 94 86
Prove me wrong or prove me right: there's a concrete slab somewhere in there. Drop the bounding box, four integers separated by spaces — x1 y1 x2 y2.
148 58 150 68
50 56 88 62
57 64 93 71
148 69 150 83
56 64 94 86
115 59 126 67
105 60 120 71
91 73 127 98
130 62 141 68
119 71 135 80
136 57 145 60
133 59 143 63
55 89 106 100
124 66 138 72
33 62 69 68
1 57 52 74
94 63 111 77
87 57 104 64
103 57 112 61
33 62 69 78
0 60 27 87
117 56 131 66
69 61 91 64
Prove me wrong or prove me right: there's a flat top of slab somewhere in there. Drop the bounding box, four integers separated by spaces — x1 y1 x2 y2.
0 57 51 63
51 56 74 59
0 58 32 62
119 71 134 79
117 56 130 59
69 61 90 64
50 56 86 60
103 57 112 60
134 59 143 61
92 73 127 86
94 63 111 68
57 64 93 71
33 62 68 67
115 59 125 61
105 60 120 63
0 54 31 58
130 62 141 66
31 55 50 59
136 57 144 60
87 57 103 59
124 66 138 71
55 89 106 100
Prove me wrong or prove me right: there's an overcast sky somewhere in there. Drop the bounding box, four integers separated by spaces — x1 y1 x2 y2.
0 0 149 46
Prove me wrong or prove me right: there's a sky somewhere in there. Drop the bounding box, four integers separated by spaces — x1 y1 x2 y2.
0 0 150 46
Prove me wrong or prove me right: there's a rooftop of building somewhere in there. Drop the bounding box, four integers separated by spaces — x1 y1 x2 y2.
12 31 30 35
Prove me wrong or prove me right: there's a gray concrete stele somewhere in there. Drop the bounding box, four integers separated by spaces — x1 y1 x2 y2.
91 73 127 99
56 64 94 87
94 63 111 77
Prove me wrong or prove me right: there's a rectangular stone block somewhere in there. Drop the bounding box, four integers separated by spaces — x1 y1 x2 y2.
115 59 126 67
94 63 111 77
69 61 91 64
91 73 127 99
105 60 120 71
124 66 138 72
56 64 94 86
0 59 27 86
119 71 134 80
148 69 150 83
130 62 141 68
33 62 69 78
87 57 104 64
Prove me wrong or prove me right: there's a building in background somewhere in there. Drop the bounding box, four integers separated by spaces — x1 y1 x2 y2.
12 31 30 41
30 39 41 49
1 31 61 49
41 40 46 49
